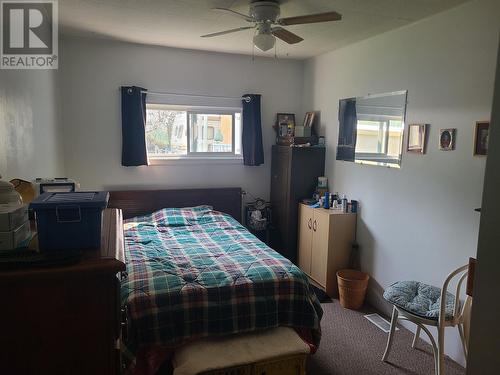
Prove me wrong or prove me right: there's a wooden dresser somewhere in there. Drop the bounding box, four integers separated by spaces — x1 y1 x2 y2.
297 203 356 297
0 209 125 375
270 145 325 263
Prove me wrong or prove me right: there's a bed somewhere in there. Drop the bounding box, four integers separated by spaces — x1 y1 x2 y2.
108 188 323 375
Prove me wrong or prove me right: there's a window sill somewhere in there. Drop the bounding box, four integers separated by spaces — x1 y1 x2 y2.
148 156 244 166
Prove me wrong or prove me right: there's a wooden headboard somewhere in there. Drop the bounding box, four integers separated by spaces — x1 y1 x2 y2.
107 187 242 222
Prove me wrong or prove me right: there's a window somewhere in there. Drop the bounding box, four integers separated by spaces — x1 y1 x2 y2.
145 104 242 160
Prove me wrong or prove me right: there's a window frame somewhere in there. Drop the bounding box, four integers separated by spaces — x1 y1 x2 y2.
145 103 242 162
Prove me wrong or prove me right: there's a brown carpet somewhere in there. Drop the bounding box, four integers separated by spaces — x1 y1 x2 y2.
307 301 465 375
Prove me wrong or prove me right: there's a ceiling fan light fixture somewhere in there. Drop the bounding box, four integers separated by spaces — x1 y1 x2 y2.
203 2 343 51
253 33 275 51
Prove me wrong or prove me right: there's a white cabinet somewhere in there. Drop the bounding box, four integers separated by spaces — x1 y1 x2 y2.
298 204 356 297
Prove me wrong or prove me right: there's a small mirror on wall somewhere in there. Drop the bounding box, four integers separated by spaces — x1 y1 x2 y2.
407 124 428 154
336 90 408 168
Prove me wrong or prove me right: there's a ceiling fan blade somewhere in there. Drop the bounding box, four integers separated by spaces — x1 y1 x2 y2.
212 7 254 22
201 26 254 38
278 11 342 26
271 27 303 44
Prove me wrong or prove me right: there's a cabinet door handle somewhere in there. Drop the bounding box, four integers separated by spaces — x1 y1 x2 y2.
313 220 317 232
308 218 312 229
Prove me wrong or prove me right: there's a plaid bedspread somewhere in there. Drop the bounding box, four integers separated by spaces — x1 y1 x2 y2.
121 206 322 372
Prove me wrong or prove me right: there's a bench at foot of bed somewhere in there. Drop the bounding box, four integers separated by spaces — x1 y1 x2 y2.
172 327 311 375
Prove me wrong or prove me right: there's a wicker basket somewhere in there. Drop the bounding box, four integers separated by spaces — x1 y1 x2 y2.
337 269 370 310
199 354 307 375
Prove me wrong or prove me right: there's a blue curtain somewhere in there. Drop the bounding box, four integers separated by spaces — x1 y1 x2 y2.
121 86 148 166
242 94 264 166
336 98 357 162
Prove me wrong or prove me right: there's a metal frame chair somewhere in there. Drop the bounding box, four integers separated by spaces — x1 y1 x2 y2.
381 264 472 375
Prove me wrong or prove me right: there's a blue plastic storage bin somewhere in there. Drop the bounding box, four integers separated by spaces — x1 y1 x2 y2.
30 191 109 251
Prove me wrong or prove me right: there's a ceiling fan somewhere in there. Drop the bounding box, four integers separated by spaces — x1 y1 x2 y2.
201 0 342 52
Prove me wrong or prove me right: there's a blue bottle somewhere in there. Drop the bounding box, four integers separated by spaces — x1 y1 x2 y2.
323 192 330 209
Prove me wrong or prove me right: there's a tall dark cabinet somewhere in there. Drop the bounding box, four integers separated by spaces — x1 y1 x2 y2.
270 145 326 263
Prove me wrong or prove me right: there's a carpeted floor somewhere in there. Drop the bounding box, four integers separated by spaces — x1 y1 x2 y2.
307 300 465 375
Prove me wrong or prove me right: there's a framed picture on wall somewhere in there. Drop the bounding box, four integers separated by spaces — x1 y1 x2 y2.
439 128 456 151
474 121 489 156
407 124 428 154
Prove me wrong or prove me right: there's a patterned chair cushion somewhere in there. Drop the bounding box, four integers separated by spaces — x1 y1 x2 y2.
383 281 456 320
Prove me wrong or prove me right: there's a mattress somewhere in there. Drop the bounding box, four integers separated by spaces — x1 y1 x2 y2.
121 206 322 374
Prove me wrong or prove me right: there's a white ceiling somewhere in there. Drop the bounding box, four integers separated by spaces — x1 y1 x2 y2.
59 0 470 59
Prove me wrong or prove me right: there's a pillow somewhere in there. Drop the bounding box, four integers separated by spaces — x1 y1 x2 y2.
151 205 214 226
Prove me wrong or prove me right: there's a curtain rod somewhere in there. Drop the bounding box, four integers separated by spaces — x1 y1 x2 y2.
122 87 251 102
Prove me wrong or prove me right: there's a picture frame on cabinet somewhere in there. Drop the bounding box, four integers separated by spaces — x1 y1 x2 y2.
276 113 295 136
303 112 315 128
